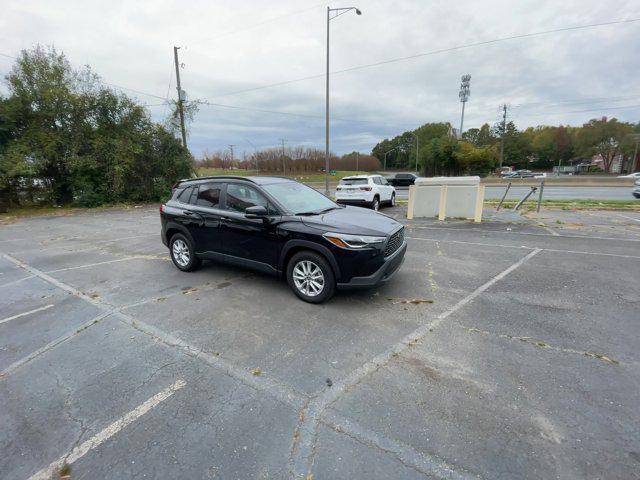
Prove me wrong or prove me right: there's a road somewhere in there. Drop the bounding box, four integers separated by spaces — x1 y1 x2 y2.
387 186 635 201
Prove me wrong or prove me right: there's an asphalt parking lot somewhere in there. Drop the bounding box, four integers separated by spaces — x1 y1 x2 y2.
1 206 639 479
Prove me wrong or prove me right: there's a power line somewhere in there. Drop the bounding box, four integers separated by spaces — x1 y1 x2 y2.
192 3 323 44
209 17 640 99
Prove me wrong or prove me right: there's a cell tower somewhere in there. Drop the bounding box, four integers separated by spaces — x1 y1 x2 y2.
458 74 471 138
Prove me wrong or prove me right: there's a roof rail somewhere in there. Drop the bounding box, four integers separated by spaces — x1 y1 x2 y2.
176 175 259 185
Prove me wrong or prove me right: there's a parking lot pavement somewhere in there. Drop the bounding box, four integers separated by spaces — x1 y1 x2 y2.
1 206 639 479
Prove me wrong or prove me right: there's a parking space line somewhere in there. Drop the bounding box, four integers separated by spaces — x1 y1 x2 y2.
404 223 640 243
0 274 36 289
614 213 640 223
287 249 542 479
0 304 54 326
406 236 640 259
26 379 186 480
2 252 308 410
113 310 307 409
0 311 113 378
321 411 476 480
43 255 166 273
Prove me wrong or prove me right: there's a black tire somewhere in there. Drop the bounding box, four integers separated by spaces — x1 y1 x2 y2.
286 251 336 304
371 196 380 211
169 233 202 272
390 192 396 207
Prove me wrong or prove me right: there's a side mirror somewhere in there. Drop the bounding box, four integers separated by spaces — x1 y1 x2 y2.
245 205 268 219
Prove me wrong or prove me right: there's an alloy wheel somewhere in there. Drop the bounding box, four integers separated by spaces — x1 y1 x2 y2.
172 238 190 267
292 260 325 297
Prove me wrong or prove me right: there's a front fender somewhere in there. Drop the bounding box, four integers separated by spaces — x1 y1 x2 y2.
279 239 341 280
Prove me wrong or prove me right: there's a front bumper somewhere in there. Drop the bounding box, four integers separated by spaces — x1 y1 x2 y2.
337 241 407 289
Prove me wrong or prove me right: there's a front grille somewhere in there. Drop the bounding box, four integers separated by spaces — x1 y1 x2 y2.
384 227 404 257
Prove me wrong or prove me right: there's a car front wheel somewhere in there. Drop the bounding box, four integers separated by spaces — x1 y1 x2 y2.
371 196 380 211
287 251 335 303
170 233 202 272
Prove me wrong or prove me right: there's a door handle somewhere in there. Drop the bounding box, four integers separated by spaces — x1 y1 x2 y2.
183 210 195 216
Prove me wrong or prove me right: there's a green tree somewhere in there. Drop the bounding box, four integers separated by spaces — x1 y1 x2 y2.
576 117 634 172
0 45 193 207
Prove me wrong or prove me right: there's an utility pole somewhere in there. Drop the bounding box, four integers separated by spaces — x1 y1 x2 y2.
173 46 187 149
280 138 287 175
228 145 235 169
458 74 471 138
499 104 508 168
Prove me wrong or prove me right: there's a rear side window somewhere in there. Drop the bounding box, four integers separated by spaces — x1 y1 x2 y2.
339 178 368 186
177 186 194 203
196 183 222 208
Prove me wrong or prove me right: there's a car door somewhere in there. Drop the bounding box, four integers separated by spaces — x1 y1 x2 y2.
187 182 226 254
379 176 394 200
219 182 281 272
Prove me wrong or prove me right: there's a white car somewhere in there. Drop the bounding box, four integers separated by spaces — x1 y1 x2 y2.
619 172 640 179
335 175 396 211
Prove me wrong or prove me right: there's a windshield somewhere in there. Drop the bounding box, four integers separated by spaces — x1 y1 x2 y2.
339 178 368 186
262 182 338 215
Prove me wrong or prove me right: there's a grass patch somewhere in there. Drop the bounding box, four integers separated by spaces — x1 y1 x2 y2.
484 199 640 211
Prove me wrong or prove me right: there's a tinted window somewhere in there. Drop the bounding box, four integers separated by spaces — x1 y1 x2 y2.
339 178 368 186
372 177 381 185
196 183 222 208
226 184 268 213
398 174 410 179
262 182 336 215
177 186 194 203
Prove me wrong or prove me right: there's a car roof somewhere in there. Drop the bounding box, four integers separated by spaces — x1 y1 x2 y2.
177 175 295 186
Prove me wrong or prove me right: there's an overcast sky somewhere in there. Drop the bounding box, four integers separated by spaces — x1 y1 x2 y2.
1 0 639 157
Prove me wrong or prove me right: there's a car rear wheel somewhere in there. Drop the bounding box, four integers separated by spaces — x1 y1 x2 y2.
169 233 201 272
287 251 335 303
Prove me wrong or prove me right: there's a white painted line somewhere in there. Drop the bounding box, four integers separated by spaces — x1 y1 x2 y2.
542 226 561 236
404 223 640 243
321 412 475 480
0 274 36 289
615 213 640 223
406 235 531 251
27 379 186 480
0 304 54 326
288 249 542 478
0 312 113 378
406 236 640 259
44 257 135 273
1 252 307 409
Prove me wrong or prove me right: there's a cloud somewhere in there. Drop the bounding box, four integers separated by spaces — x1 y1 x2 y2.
1 0 639 157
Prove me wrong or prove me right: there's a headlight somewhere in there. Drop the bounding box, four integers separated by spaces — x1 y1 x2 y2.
323 232 386 249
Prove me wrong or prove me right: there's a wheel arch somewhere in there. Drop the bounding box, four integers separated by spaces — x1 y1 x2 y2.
164 222 195 247
279 240 341 281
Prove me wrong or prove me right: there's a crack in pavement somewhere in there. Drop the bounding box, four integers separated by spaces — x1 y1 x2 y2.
460 325 622 365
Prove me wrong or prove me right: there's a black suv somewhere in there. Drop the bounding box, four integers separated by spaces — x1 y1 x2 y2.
387 172 418 187
160 176 407 303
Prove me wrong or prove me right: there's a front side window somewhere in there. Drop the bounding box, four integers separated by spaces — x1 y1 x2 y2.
225 184 269 213
262 181 337 215
196 183 222 208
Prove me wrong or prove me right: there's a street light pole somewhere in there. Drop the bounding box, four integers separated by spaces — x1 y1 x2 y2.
325 6 361 196
325 6 330 195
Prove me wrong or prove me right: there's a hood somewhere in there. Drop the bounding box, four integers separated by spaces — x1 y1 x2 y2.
300 206 401 236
